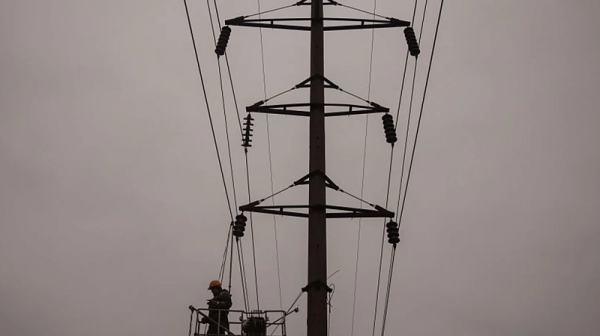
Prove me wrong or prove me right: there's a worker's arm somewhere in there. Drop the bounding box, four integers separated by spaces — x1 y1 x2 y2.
209 290 232 309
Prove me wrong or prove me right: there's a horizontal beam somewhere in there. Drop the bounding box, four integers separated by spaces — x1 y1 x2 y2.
238 204 394 219
245 208 309 218
247 103 389 117
225 17 410 31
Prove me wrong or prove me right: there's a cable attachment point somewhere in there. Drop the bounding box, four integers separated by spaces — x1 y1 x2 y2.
382 113 398 145
386 221 400 245
404 27 420 57
302 280 333 293
242 114 254 148
233 214 247 238
215 26 232 57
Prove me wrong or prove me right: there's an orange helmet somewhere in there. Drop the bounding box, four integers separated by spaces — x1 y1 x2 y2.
208 280 222 289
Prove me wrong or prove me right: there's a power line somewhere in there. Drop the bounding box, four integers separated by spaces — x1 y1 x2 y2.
379 3 447 328
419 0 429 43
327 284 335 336
377 4 445 336
371 2 420 335
367 0 377 101
236 239 251 311
392 2 427 215
206 0 243 136
392 0 430 213
228 227 235 291
182 0 234 221
397 0 444 227
394 0 420 130
258 1 268 103
267 114 284 310
350 112 367 336
218 224 233 281
248 211 261 310
257 0 284 311
205 0 218 44
209 0 262 310
380 247 397 336
211 0 223 27
352 1 378 334
205 0 241 213
223 56 244 136
395 61 419 218
217 61 240 211
269 291 305 336
244 152 261 310
371 147 395 336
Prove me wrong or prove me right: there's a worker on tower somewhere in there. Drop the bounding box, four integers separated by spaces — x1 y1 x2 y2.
201 280 232 335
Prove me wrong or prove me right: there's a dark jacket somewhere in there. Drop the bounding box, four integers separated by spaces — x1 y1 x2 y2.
207 289 232 335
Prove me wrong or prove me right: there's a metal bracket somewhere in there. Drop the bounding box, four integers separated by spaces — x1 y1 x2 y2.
295 75 339 89
293 170 339 190
238 171 394 219
225 17 409 32
238 204 393 219
302 280 333 293
247 103 388 117
246 75 389 117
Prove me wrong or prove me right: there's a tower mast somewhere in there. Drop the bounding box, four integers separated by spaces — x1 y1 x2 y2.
307 1 327 336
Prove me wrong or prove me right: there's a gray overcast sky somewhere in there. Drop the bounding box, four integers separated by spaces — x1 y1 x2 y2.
1 1 599 336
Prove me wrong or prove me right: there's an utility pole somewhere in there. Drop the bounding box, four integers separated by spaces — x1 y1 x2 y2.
227 3 410 336
307 0 327 336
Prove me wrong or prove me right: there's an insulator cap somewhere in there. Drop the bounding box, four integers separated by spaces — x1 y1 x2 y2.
388 237 400 244
215 26 232 56
404 27 420 57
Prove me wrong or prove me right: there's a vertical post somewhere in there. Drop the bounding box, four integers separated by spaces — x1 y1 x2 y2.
308 1 327 336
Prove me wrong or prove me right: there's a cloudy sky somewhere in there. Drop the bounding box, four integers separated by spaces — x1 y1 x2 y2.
1 1 599 336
